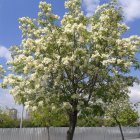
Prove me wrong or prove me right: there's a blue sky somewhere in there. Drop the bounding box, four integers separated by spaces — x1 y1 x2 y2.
0 0 140 115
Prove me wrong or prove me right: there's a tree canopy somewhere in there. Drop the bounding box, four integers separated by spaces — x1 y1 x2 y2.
105 97 139 126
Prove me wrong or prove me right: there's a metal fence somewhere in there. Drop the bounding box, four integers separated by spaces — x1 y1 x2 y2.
0 127 139 140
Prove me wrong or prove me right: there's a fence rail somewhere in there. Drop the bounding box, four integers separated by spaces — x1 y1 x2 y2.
0 127 139 140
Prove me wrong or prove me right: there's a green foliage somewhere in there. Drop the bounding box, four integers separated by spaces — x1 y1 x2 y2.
21 119 34 127
78 116 104 127
0 112 18 128
117 106 139 126
29 106 69 127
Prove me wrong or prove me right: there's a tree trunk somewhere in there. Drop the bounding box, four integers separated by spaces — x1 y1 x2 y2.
114 117 125 140
67 110 78 140
20 104 24 128
118 122 125 140
47 127 50 140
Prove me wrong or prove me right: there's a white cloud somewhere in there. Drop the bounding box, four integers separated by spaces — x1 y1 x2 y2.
119 0 140 22
0 89 15 107
129 84 140 104
0 46 11 61
82 0 100 17
129 84 140 114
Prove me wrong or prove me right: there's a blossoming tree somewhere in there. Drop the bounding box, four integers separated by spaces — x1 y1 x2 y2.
1 0 140 139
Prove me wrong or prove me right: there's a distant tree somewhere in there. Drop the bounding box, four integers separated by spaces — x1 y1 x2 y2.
118 105 138 126
105 97 139 140
0 108 19 128
1 0 140 140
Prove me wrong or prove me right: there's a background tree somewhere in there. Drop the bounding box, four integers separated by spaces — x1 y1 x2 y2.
105 97 139 140
0 107 19 128
1 0 140 140
117 105 139 126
